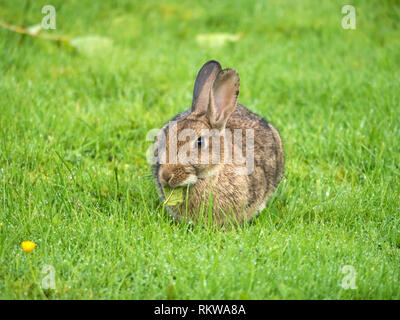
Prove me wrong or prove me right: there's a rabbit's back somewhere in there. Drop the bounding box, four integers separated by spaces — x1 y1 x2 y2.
226 104 284 213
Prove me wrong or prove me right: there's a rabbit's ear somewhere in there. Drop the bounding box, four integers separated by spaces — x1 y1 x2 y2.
208 68 239 129
191 60 222 114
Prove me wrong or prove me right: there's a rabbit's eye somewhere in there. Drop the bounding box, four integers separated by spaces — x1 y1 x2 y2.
196 137 203 147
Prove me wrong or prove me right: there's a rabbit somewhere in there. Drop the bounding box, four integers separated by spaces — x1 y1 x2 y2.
152 60 284 226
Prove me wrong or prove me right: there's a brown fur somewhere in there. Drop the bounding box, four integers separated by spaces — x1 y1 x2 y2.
152 61 284 226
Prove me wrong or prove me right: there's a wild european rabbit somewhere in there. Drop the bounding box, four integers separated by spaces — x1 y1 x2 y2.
152 60 284 226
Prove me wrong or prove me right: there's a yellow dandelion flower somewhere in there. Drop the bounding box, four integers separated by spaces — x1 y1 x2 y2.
21 241 36 253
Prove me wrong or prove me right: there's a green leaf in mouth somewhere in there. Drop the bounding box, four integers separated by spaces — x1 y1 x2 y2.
162 186 184 206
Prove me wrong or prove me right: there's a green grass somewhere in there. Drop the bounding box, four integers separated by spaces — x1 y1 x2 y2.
0 0 399 299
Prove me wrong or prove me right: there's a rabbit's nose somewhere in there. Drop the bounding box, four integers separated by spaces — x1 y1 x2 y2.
160 168 174 186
